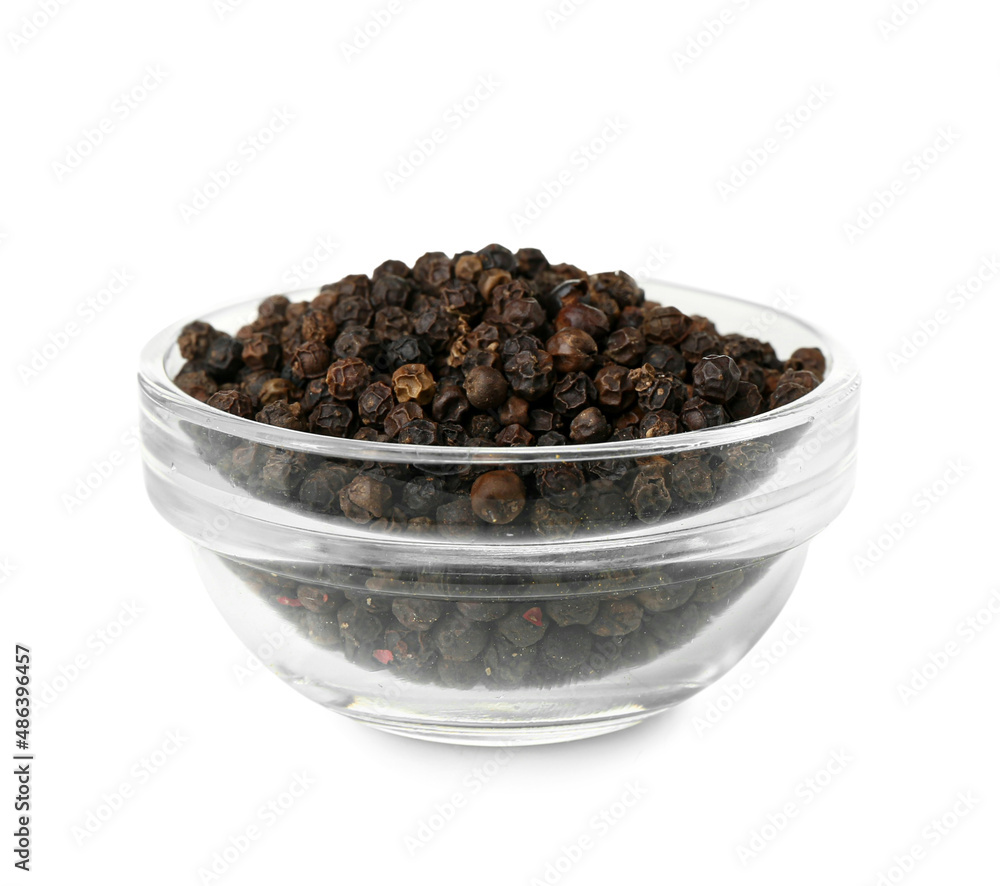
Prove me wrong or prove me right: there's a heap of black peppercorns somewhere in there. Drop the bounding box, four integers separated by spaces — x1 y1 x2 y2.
173 245 825 535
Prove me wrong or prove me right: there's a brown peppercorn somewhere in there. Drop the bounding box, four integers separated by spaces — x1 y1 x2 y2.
639 410 679 437
569 407 611 444
680 397 729 431
634 370 686 414
206 389 255 419
786 347 826 378
397 418 438 445
470 470 527 524
412 251 453 291
258 294 290 321
770 382 811 408
552 372 596 416
535 462 586 509
454 253 484 280
258 377 299 407
603 327 646 366
594 364 636 413
309 401 355 437
463 416 496 442
680 330 723 364
384 401 423 438
495 423 535 447
339 475 393 524
333 326 380 361
671 457 716 503
241 333 282 370
478 268 512 298
431 384 470 423
590 270 644 308
289 340 331 380
392 363 436 405
779 369 822 392
630 467 672 522
373 306 414 341
546 328 598 373
326 357 372 401
728 382 764 420
692 354 741 403
555 302 611 341
357 381 394 426
178 321 219 360
504 349 556 402
499 396 530 427
256 400 307 431
642 306 691 345
464 365 509 410
300 309 338 343
332 294 374 329
174 370 218 402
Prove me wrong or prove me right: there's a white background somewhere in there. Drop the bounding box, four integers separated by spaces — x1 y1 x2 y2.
2 0 998 883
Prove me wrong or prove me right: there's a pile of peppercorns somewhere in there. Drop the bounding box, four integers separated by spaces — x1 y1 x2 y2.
173 245 825 536
226 554 770 690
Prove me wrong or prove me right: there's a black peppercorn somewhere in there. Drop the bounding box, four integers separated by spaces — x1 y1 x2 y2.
206 389 255 419
432 613 489 661
692 354 741 403
569 407 610 444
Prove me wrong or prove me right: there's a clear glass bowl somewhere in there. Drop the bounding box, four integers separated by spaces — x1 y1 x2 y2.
138 281 860 745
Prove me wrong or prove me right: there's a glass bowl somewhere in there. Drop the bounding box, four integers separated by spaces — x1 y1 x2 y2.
138 281 860 745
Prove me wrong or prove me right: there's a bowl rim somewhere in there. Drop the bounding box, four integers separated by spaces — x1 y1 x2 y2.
138 280 861 465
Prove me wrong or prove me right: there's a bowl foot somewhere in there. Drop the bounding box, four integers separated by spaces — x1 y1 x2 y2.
339 708 662 746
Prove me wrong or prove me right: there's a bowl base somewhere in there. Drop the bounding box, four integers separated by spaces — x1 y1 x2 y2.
340 707 663 746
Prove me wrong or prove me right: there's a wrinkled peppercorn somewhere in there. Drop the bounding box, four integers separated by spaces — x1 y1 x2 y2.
392 363 436 405
692 354 741 403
